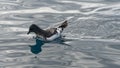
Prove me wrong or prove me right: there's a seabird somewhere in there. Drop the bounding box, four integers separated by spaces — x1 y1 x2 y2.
27 20 68 41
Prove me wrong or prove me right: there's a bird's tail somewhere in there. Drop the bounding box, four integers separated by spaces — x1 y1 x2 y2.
59 20 68 29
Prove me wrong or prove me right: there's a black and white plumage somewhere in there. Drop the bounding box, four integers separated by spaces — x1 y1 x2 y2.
27 20 68 41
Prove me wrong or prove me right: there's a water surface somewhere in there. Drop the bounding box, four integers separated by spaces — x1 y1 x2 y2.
0 0 120 68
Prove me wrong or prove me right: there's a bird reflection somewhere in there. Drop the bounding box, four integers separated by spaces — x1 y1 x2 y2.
29 36 71 58
29 38 45 56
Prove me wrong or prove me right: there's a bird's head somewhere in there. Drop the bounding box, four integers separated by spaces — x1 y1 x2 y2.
27 24 40 34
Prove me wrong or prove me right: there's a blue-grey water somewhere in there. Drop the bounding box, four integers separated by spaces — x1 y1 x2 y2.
0 0 120 68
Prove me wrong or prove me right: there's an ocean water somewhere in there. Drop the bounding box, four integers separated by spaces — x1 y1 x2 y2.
0 0 120 68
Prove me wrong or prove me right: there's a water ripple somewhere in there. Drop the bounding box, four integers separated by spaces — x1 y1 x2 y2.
0 0 120 68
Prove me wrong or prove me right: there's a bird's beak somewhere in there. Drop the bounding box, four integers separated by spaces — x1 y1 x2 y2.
29 45 32 47
27 31 30 34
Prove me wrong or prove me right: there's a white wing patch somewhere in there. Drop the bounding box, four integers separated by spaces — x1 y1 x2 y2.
46 28 62 41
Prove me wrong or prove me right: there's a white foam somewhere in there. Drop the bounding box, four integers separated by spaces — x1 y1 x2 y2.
4 27 28 32
0 2 18 5
0 21 31 25
57 0 105 8
0 7 80 15
94 3 120 15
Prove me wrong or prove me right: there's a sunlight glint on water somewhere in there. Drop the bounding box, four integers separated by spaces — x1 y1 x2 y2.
0 0 120 68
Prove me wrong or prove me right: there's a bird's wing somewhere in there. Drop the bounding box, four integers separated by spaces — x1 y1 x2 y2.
43 20 68 37
45 28 57 35
45 20 68 30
